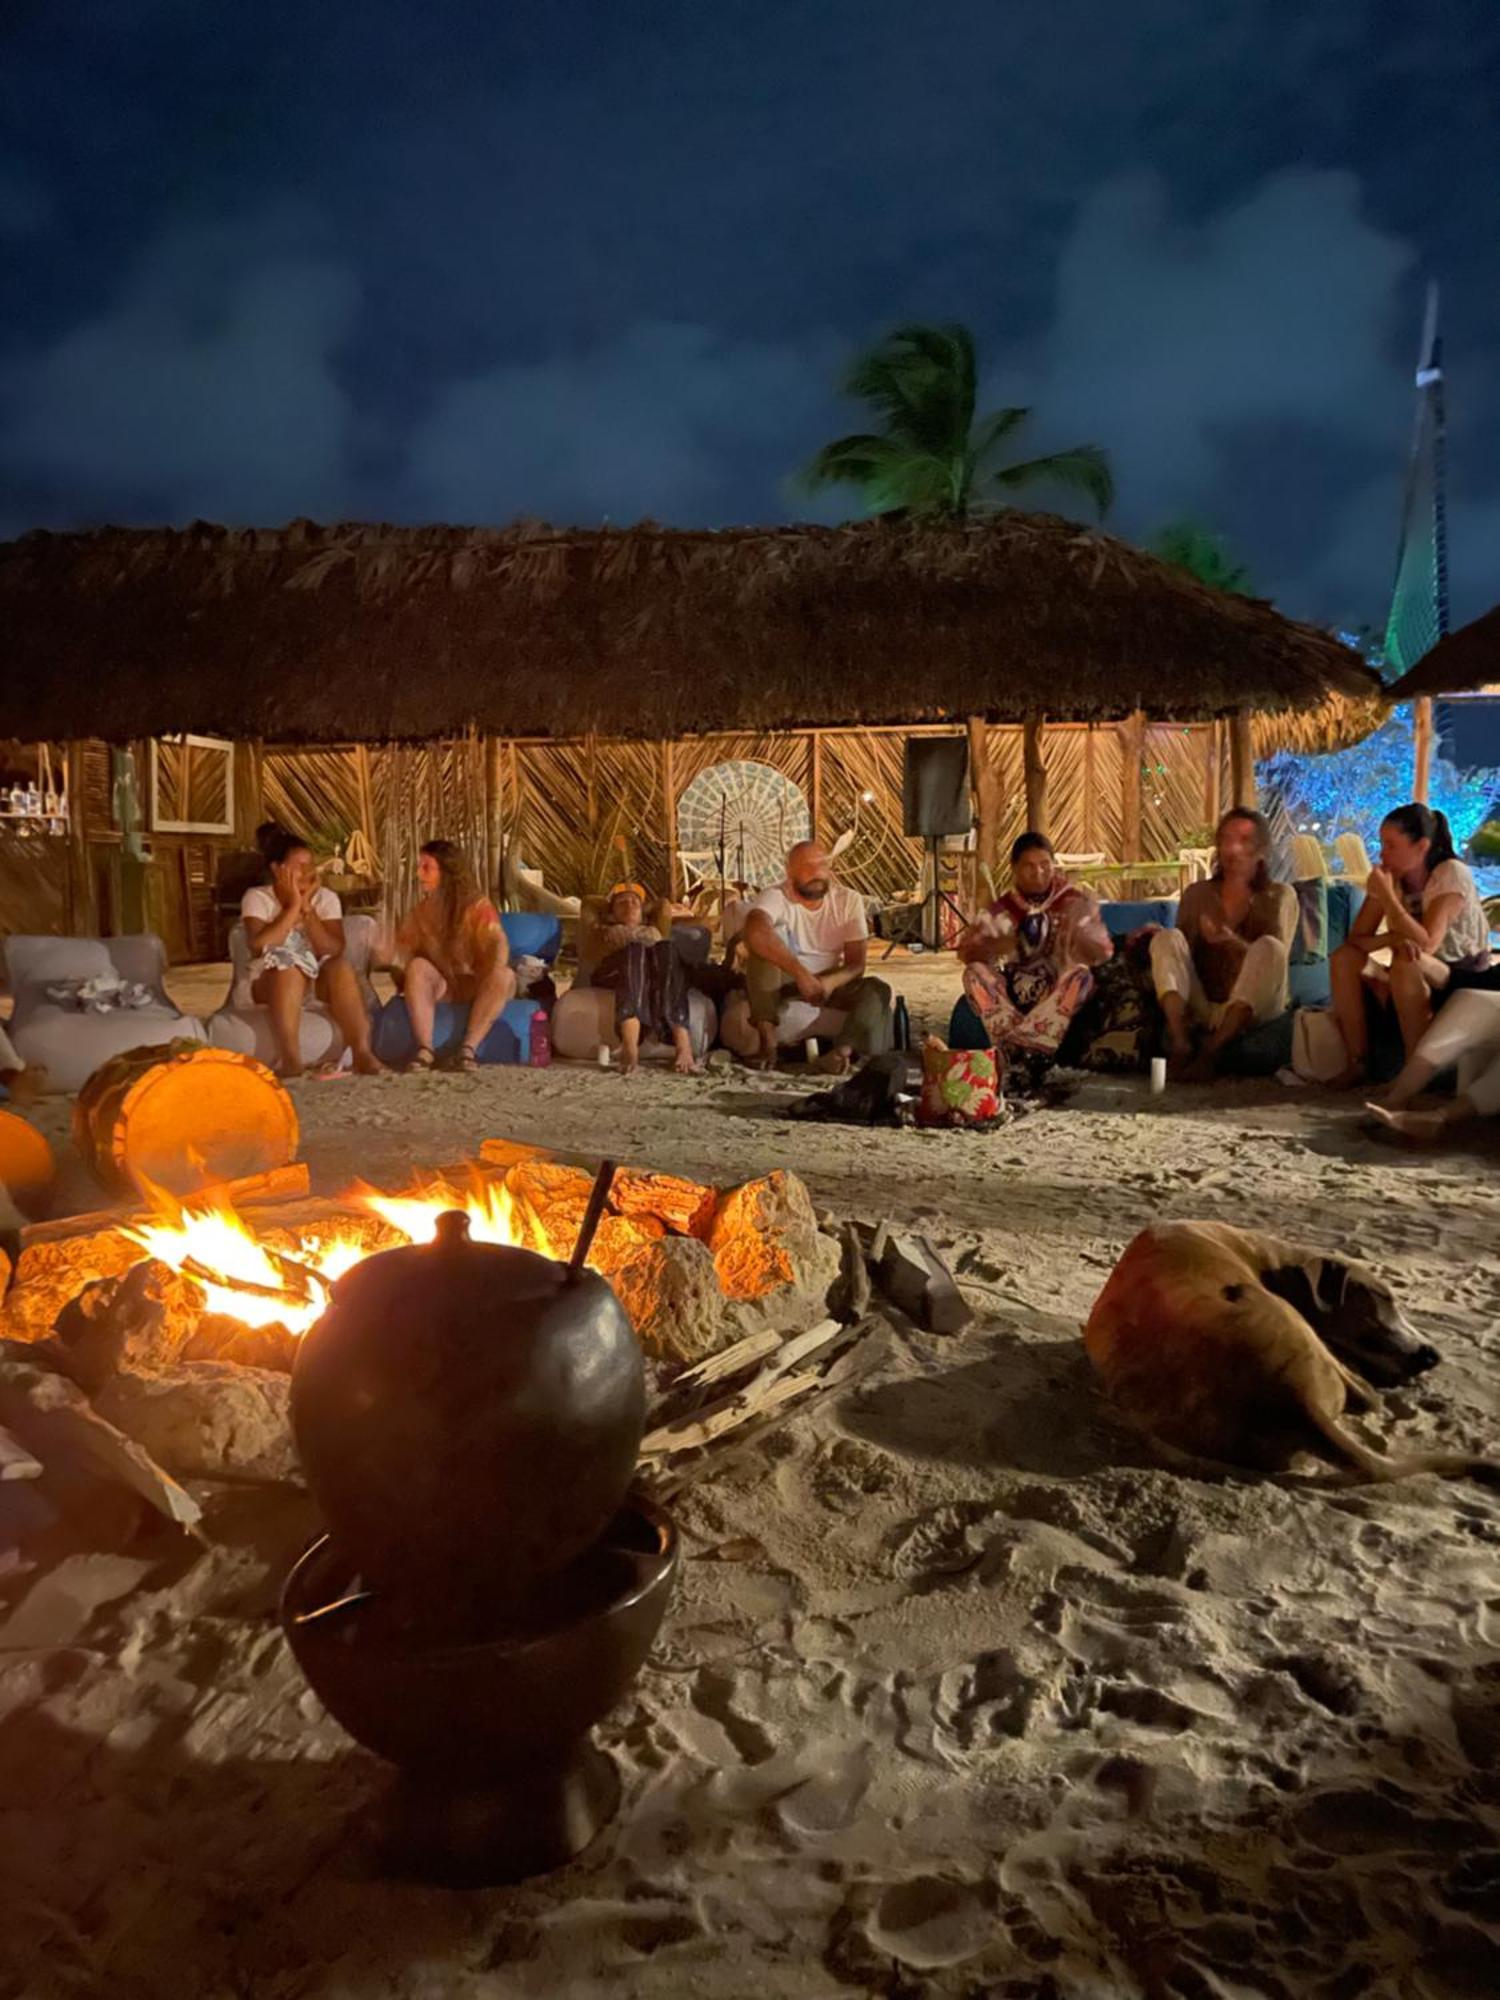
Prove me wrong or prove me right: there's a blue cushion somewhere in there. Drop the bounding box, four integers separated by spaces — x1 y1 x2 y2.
947 995 990 1051
375 995 541 1066
1326 881 1363 950
1099 899 1176 940
499 912 562 963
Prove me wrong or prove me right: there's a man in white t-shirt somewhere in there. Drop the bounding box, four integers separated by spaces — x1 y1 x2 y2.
720 841 892 1072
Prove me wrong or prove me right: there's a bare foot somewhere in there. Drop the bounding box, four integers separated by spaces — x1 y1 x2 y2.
352 1050 387 1076
672 1048 699 1075
814 1048 852 1076
1 1067 47 1105
1176 1049 1219 1085
1363 1101 1454 1145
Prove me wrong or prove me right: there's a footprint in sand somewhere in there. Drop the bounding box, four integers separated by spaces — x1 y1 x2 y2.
865 1873 995 1970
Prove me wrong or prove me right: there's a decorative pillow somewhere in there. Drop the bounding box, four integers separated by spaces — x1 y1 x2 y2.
1060 950 1159 1074
1291 877 1329 965
917 1044 1002 1128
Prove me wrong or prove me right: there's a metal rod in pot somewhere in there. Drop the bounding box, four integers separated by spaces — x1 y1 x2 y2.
569 1159 617 1277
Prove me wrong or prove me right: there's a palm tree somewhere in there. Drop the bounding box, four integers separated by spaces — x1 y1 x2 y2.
801 323 1113 519
1151 519 1253 596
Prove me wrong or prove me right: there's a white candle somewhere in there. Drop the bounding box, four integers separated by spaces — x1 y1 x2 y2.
597 1043 612 1068
804 1038 820 1063
1150 1056 1167 1096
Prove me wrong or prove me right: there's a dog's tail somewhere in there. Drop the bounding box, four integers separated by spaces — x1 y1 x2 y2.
1304 1405 1499 1486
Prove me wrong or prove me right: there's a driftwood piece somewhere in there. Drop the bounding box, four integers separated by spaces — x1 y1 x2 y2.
830 1220 873 1324
0 1349 201 1529
637 1315 890 1496
17 1162 312 1250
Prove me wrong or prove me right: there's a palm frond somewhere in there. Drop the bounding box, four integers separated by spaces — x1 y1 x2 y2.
799 434 955 516
843 324 975 459
991 444 1114 517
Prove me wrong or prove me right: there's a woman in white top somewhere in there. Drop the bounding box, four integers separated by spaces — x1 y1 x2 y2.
241 821 383 1077
1327 803 1491 1085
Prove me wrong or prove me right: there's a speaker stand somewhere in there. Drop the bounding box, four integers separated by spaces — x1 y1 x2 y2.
921 836 970 952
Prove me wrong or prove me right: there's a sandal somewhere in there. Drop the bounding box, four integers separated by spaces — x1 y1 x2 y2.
407 1046 437 1073
456 1044 480 1074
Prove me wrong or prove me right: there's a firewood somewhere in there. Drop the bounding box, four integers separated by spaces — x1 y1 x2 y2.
18 1161 312 1249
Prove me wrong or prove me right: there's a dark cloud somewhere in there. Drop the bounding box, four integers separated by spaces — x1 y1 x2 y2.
0 0 1496 626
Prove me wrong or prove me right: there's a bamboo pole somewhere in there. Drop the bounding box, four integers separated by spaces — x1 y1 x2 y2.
662 739 680 901
965 716 1001 879
483 736 504 896
1083 726 1097 851
1412 697 1434 803
1230 710 1255 808
1021 717 1049 836
1202 724 1219 830
1119 711 1145 862
808 731 822 846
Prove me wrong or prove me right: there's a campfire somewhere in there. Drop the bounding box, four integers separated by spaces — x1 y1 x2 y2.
1 1144 842 1381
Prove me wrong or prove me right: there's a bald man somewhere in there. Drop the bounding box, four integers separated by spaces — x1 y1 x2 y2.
720 841 893 1072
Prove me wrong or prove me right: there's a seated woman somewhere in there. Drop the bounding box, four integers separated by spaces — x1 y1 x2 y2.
582 880 698 1075
242 822 383 1078
959 832 1111 1069
1150 807 1296 1081
1327 803 1492 1088
1365 984 1500 1143
394 839 516 1072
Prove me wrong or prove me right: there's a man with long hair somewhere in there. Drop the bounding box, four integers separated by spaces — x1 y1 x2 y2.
1150 807 1297 1081
394 840 515 1070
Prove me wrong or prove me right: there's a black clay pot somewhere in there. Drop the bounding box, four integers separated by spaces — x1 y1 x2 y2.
281 1495 679 1883
290 1210 645 1625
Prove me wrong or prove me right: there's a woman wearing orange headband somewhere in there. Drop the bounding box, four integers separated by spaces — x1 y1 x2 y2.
587 880 698 1074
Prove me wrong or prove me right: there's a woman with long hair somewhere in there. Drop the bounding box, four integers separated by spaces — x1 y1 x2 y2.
1150 807 1297 1080
394 839 515 1071
242 821 383 1077
1327 802 1491 1086
958 832 1111 1071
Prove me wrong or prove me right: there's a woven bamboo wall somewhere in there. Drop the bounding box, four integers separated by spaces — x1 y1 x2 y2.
259 721 1227 921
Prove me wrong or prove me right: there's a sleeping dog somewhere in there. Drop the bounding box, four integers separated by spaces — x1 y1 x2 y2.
1084 1220 1490 1484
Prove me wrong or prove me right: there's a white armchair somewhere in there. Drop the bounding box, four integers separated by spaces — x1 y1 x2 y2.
207 916 381 1069
1 935 206 1094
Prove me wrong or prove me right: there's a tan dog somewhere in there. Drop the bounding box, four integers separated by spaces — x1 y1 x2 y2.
1084 1220 1492 1484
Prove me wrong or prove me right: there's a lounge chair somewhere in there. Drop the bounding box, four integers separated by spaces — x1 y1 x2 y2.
207 917 382 1070
2 935 207 1094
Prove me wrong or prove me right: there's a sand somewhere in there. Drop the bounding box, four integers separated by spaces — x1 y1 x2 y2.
2 956 1498 1999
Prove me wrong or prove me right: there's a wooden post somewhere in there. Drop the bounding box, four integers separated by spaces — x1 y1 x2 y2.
65 741 96 935
1202 723 1220 831
231 740 264 847
1083 726 1097 851
662 738 680 902
1412 697 1434 803
1021 717 1049 836
965 716 1001 886
1230 709 1255 808
1119 711 1145 863
483 736 505 897
584 731 599 836
808 731 822 846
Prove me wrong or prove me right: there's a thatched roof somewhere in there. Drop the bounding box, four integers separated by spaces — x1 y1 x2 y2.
1386 606 1500 701
0 515 1379 746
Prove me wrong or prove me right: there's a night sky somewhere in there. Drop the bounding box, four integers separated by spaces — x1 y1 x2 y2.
2 1 1497 629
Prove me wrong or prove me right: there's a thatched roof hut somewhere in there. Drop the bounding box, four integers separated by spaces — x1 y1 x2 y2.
1386 606 1500 701
0 515 1378 744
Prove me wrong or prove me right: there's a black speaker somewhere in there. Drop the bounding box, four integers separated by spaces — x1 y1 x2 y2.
902 736 972 839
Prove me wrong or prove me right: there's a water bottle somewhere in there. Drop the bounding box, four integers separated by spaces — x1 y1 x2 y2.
528 1007 552 1068
893 995 912 1052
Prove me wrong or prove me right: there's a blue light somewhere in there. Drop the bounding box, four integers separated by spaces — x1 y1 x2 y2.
1259 702 1500 874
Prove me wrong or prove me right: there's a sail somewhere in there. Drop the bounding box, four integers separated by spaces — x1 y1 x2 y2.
1382 282 1450 678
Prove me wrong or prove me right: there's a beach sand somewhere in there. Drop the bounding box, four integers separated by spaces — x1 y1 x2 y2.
2 957 1498 1999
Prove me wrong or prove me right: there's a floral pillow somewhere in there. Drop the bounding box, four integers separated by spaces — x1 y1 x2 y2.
917 1043 1002 1128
